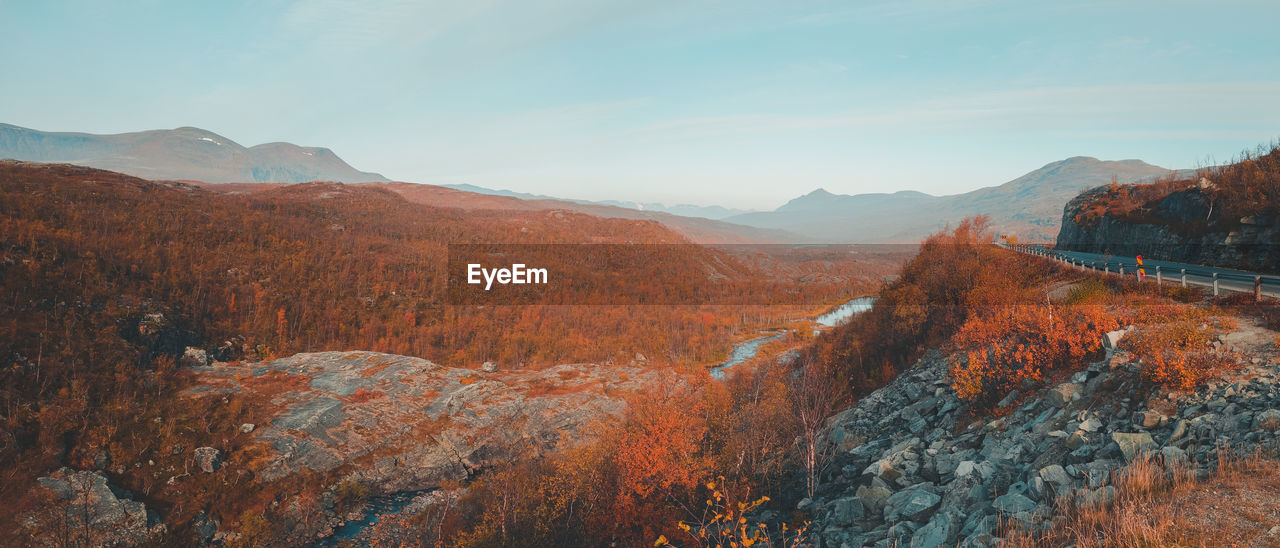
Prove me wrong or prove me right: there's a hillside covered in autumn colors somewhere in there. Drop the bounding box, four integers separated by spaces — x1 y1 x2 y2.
0 160 904 545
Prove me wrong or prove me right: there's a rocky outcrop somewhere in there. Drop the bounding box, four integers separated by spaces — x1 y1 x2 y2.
29 468 165 546
1056 184 1280 272
184 351 675 542
810 320 1280 547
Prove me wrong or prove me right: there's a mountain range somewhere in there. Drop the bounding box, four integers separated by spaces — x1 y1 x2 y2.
1 123 1181 243
726 157 1174 243
0 123 388 183
444 183 756 220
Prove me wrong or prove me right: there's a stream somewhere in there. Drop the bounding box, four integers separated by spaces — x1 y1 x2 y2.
815 296 875 327
710 295 875 379
313 489 434 547
709 330 787 379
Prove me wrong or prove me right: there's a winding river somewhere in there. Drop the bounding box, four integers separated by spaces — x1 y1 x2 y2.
313 490 433 547
814 296 875 327
710 295 875 379
709 330 787 379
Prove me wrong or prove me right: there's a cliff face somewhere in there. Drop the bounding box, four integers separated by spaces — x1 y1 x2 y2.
1055 184 1280 272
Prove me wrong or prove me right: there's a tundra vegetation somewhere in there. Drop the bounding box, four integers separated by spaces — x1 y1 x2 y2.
0 161 896 544
3 159 1277 546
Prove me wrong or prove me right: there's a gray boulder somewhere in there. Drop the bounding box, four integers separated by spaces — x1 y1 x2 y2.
1111 432 1156 462
181 346 210 368
1254 409 1280 431
1159 446 1188 466
1102 327 1132 351
828 497 866 526
857 485 893 515
194 447 222 473
864 459 903 483
954 460 978 478
1038 464 1070 487
1133 410 1164 428
913 511 958 548
1048 383 1083 407
993 492 1037 515
883 487 941 522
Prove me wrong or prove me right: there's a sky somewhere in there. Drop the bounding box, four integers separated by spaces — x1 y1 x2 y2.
2 0 1279 209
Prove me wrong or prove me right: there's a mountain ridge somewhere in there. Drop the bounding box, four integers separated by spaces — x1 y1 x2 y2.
0 123 388 184
727 156 1174 243
443 182 757 220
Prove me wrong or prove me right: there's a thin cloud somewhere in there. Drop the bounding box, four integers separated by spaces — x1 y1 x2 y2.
621 82 1280 142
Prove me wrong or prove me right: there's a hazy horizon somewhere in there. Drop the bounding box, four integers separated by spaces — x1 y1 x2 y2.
3 1 1278 209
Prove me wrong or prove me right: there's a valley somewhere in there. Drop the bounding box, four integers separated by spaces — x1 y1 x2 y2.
2 10 1278 541
3 140 1278 547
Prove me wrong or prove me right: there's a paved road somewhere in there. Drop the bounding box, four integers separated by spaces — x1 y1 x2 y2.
1007 244 1280 299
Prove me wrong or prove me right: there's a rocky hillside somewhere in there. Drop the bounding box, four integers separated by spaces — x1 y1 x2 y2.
0 123 388 183
1057 180 1279 274
1057 144 1280 272
807 317 1280 547
28 350 675 545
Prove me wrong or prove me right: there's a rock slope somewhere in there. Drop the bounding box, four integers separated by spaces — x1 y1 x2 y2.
1056 183 1280 272
181 351 671 542
190 352 665 492
809 320 1280 547
31 468 167 546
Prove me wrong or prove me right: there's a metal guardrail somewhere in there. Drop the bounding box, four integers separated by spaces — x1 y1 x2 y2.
1003 243 1280 300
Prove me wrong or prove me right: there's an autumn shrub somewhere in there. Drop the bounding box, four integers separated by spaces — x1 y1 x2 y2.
657 476 807 548
809 216 1045 398
950 303 1117 405
1123 320 1237 390
1064 278 1110 305
335 479 371 509
1162 284 1204 303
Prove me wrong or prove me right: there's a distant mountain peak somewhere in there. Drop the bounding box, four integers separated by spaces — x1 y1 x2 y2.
1045 156 1161 170
728 155 1174 243
0 123 387 183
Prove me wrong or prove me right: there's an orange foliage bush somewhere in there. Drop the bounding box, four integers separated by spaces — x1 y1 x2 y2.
951 304 1117 403
810 216 1096 402
1123 320 1236 390
658 476 807 548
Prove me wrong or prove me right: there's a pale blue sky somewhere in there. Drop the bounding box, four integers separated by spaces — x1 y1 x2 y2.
3 1 1278 208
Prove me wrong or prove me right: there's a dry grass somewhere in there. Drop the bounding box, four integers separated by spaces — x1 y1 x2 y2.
1004 449 1280 547
237 369 310 397
521 377 583 397
347 387 385 403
